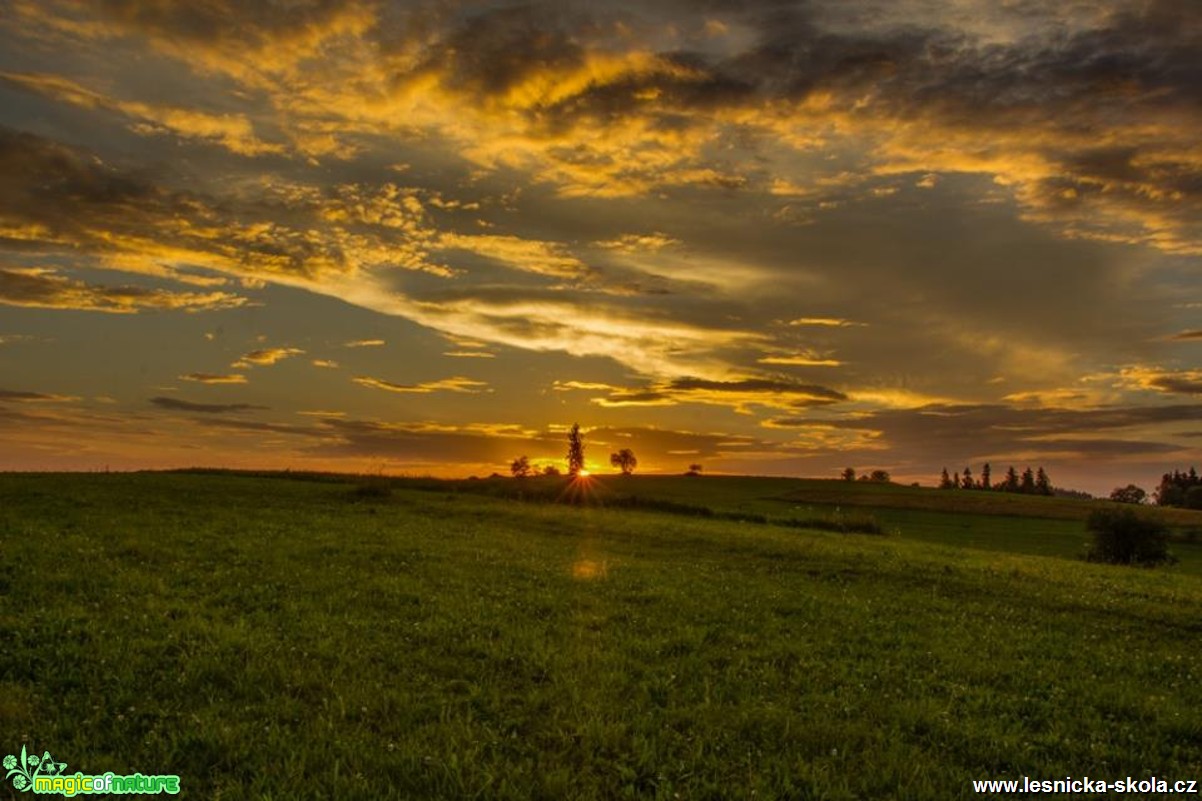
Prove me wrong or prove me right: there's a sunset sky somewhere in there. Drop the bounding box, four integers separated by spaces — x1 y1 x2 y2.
1 0 1199 493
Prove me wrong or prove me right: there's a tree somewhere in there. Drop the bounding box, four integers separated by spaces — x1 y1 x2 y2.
610 448 638 476
1154 467 1201 507
1187 486 1202 510
841 467 857 482
981 462 991 491
1020 467 1036 494
510 455 531 478
566 423 585 476
939 467 954 489
868 469 890 483
961 467 974 490
1003 466 1020 492
542 464 561 477
685 463 703 477
1109 484 1147 504
1035 467 1051 496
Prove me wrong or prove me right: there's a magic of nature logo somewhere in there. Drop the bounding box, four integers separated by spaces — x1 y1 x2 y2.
4 746 180 795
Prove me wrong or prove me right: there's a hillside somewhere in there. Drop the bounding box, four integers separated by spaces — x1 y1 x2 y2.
391 472 1202 572
1 472 1200 799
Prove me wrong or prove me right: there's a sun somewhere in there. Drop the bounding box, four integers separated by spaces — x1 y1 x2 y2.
578 470 590 477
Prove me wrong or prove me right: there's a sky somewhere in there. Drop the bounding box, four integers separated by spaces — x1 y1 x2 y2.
0 0 1199 495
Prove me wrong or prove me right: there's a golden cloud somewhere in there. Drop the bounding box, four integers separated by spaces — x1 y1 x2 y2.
592 232 682 253
233 347 305 368
352 376 489 394
179 373 247 384
0 267 247 314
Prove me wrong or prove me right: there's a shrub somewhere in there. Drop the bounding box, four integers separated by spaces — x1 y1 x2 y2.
1085 508 1173 566
350 480 392 500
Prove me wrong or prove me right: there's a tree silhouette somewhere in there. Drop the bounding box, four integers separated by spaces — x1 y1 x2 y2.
1109 484 1146 504
939 467 954 489
1153 467 1201 507
981 462 991 491
685 463 703 476
869 469 891 483
1035 467 1051 496
509 455 531 478
610 448 638 475
841 467 857 482
542 464 561 477
566 423 585 476
962 467 974 490
1020 467 1036 494
1003 466 1020 492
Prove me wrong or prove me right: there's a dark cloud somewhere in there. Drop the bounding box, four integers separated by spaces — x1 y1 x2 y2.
668 376 847 400
75 0 374 60
824 402 1202 463
1170 330 1202 341
1150 376 1202 395
188 417 328 438
594 390 675 406
150 396 267 413
0 389 76 402
1024 438 1184 457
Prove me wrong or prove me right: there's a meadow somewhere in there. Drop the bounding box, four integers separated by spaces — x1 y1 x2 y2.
1 472 1200 799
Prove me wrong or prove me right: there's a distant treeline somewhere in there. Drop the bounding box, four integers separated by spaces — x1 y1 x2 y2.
938 464 1053 496
1154 467 1202 509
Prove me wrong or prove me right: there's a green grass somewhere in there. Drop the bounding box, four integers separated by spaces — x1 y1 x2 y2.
397 473 1202 574
1 473 1200 799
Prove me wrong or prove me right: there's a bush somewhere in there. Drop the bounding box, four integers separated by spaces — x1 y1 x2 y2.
350 477 393 500
1085 508 1173 566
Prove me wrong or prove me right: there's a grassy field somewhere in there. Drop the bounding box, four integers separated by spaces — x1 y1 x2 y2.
405 473 1202 573
2 472 1200 799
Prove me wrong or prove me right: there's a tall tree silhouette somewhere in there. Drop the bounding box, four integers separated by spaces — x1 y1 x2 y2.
962 466 974 490
981 462 991 491
1021 467 1036 494
1035 467 1051 496
1004 466 1020 492
566 423 585 476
